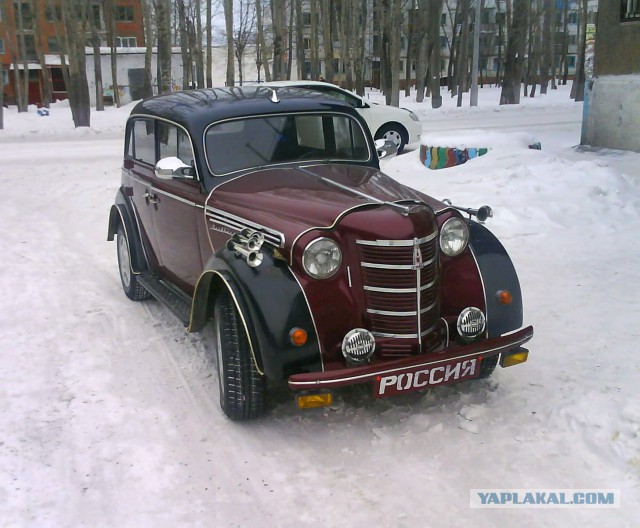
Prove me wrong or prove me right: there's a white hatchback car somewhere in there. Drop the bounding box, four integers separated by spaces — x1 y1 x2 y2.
261 80 422 153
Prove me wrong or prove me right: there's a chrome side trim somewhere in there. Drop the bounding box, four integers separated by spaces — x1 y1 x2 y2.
415 238 423 353
366 300 437 317
205 207 285 248
346 266 352 288
360 256 436 270
364 279 436 294
356 232 437 247
153 187 200 207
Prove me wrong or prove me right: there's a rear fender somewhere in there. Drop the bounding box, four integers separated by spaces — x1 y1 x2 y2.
107 188 148 274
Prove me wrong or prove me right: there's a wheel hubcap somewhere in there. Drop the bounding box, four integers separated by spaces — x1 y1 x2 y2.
117 235 131 288
383 129 402 147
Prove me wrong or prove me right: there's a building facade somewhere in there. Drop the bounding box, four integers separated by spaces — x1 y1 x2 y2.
0 0 144 105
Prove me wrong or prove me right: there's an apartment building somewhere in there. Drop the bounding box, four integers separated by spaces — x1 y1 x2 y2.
0 0 144 105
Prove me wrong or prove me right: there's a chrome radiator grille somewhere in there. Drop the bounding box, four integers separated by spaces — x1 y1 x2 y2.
357 234 439 350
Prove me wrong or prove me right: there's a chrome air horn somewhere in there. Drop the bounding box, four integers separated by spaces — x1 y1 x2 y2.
227 229 265 267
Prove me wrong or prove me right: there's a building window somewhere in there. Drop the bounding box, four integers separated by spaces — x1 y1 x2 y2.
568 12 578 24
116 36 137 47
440 35 447 48
568 34 577 45
115 5 134 22
568 55 576 68
302 12 311 26
13 1 34 28
303 37 310 50
399 60 404 72
621 0 640 20
2 69 9 85
45 5 62 21
0 37 5 54
441 13 447 25
47 36 59 53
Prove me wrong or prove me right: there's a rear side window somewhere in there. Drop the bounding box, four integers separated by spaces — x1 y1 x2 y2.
132 119 155 165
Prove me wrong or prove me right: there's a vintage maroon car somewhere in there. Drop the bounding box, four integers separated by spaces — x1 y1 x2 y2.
108 86 533 420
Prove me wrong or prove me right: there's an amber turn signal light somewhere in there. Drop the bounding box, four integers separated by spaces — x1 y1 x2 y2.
289 328 308 346
496 290 513 305
296 392 333 409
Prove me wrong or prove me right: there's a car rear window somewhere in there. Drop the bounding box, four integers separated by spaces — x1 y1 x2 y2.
205 113 370 175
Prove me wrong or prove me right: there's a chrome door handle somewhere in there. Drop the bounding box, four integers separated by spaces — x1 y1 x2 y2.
143 191 159 204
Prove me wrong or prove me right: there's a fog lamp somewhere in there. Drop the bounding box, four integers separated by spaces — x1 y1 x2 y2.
456 307 486 341
296 392 333 409
342 328 376 363
501 349 529 368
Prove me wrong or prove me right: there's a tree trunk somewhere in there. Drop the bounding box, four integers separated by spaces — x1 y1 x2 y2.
142 0 154 98
15 0 29 111
404 0 415 96
0 63 4 129
429 0 443 107
62 0 91 127
456 0 470 107
414 0 427 102
448 0 461 95
540 0 551 94
500 0 528 104
354 0 366 95
194 0 204 87
89 1 104 110
206 0 212 87
223 0 234 86
320 0 334 83
388 0 401 106
32 0 53 108
105 0 121 106
496 0 504 86
156 0 172 93
561 0 569 84
549 0 556 89
310 0 320 79
271 0 286 80
256 0 271 81
294 0 304 79
571 0 588 101
177 0 192 88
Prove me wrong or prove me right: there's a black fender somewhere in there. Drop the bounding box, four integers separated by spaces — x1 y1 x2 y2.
189 247 322 381
107 187 148 274
468 222 524 338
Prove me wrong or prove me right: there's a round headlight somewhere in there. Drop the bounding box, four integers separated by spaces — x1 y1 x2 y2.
439 217 469 257
302 237 342 279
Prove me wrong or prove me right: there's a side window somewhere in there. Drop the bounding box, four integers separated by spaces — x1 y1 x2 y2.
158 121 195 167
133 119 155 165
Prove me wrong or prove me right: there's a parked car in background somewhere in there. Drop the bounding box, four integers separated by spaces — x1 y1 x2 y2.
108 86 533 421
259 80 422 153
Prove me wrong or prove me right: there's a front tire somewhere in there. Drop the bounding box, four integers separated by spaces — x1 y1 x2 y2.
213 289 266 420
375 124 407 154
116 224 151 301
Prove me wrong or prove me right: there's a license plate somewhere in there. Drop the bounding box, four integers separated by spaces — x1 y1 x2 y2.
373 355 483 398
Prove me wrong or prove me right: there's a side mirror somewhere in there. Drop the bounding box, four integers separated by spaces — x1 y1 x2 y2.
155 157 195 180
375 139 398 159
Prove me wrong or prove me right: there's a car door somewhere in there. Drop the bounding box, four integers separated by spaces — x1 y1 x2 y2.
152 121 207 293
125 118 162 269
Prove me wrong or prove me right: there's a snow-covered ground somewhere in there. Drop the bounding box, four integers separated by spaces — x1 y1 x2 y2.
1 86 638 527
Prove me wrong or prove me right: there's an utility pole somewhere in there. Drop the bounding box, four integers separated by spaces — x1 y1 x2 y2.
470 0 482 106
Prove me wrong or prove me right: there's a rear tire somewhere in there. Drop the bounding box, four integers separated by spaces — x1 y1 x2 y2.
213 289 266 420
116 224 151 301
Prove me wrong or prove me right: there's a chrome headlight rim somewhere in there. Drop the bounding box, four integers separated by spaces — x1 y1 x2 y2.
408 110 420 122
439 217 470 257
302 237 342 280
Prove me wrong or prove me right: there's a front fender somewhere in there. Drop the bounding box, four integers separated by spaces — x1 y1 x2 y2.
189 247 322 381
468 222 524 337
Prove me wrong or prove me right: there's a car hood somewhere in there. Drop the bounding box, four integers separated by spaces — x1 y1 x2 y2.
206 164 446 250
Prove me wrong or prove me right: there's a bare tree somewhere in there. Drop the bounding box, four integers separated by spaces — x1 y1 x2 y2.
560 0 569 84
233 0 256 85
271 0 286 80
223 0 235 85
194 0 204 87
104 0 121 106
539 0 551 93
310 0 319 79
155 0 172 93
61 0 91 126
455 0 470 107
428 0 444 108
500 0 528 104
354 0 367 95
89 0 104 110
294 0 304 80
255 0 271 81
206 0 212 87
571 0 587 101
177 0 192 88
142 0 154 98
320 0 333 83
32 0 53 108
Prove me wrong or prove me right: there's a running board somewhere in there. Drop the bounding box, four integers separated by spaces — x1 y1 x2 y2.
138 272 192 327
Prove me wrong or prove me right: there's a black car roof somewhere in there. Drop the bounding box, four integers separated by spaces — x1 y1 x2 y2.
129 86 360 132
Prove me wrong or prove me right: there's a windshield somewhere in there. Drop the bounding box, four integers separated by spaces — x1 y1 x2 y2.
205 113 370 175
